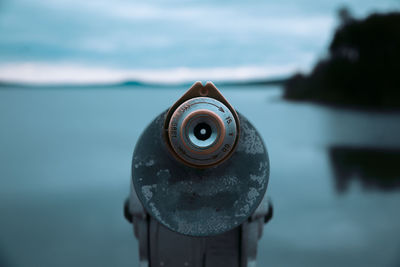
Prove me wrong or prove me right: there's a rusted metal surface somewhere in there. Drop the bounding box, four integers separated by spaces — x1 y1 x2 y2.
164 82 241 168
132 111 269 236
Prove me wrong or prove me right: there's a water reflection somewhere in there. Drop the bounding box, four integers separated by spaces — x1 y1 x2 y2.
0 251 10 267
330 146 400 192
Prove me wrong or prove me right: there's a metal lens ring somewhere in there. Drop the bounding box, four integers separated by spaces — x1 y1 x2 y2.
183 110 223 151
168 97 237 167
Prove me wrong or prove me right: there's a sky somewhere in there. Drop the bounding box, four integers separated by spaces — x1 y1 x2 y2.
0 0 399 84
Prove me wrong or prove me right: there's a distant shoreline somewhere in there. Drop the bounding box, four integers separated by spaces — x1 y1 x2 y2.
0 77 289 90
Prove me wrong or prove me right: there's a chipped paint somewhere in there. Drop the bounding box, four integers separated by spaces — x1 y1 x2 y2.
134 158 155 168
145 159 155 167
149 202 171 229
235 187 260 217
237 122 264 154
174 208 232 235
157 169 171 179
222 175 239 186
247 187 260 202
237 204 250 217
141 184 157 201
250 174 265 187
131 111 269 236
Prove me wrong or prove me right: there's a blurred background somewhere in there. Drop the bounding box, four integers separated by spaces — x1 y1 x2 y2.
1 0 400 266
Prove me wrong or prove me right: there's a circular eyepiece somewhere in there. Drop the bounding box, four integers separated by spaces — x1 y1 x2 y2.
194 122 212 141
167 97 238 167
185 112 221 149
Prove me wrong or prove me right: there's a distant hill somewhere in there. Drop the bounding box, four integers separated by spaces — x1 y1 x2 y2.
0 77 287 89
284 9 400 110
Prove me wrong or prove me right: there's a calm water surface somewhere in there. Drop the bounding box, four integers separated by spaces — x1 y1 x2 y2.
0 86 400 267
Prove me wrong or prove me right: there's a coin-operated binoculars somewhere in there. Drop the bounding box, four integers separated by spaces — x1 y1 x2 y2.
124 82 272 267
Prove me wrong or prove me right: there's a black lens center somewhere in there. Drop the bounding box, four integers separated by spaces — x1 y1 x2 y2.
194 122 212 141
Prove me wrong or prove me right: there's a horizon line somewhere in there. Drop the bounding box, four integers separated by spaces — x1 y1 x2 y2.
0 76 289 89
0 63 301 88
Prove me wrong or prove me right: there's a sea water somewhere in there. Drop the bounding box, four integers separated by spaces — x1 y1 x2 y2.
1 86 400 267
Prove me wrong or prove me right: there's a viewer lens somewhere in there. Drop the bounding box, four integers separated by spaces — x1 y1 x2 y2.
194 122 212 141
